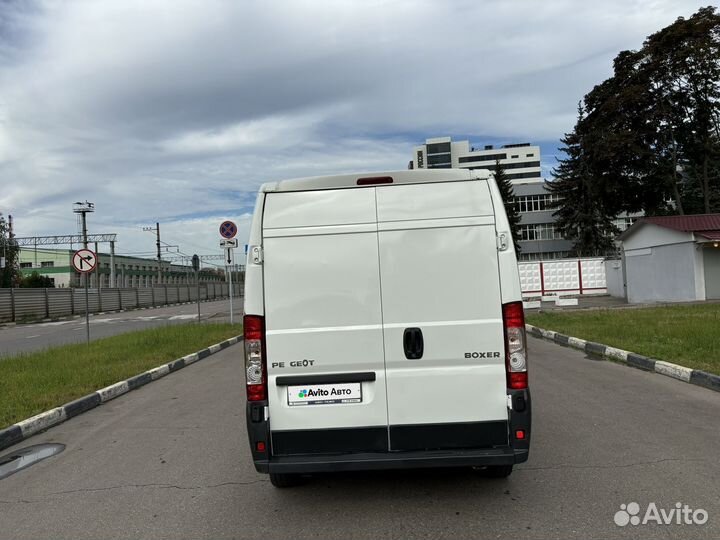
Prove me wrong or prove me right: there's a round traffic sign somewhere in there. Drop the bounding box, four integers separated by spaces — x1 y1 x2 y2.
219 220 237 239
72 248 97 274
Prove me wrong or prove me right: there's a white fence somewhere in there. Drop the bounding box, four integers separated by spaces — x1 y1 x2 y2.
519 258 607 297
0 283 242 323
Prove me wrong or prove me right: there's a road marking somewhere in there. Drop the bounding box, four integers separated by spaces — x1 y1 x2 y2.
168 314 198 320
25 334 41 339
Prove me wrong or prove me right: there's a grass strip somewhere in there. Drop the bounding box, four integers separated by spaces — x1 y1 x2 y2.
526 304 720 374
0 323 240 429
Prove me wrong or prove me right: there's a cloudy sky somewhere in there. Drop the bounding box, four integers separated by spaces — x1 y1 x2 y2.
0 0 710 264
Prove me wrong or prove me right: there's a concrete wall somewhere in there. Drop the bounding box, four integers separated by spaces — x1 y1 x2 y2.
518 257 606 296
703 247 720 300
625 242 700 303
605 258 625 298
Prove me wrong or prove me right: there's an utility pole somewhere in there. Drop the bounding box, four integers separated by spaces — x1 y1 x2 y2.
109 240 116 288
143 222 162 285
156 222 161 285
0 215 9 283
192 254 200 323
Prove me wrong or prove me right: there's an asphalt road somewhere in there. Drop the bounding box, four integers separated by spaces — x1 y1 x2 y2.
0 297 244 357
0 337 718 539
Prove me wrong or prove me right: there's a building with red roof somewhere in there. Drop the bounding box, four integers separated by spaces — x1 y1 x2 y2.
615 214 720 303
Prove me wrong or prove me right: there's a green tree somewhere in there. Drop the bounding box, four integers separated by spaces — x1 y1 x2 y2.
0 213 20 288
648 6 720 214
571 6 720 217
492 159 522 256
19 272 55 289
581 50 675 216
548 107 618 257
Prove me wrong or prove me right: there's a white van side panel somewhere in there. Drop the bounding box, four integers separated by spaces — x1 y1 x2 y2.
486 176 523 303
244 191 266 316
375 182 508 429
262 189 389 431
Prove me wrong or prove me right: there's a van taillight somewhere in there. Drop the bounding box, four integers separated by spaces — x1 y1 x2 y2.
502 302 528 390
244 315 267 401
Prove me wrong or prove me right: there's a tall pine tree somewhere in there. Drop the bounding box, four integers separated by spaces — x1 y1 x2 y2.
492 159 522 257
548 107 618 257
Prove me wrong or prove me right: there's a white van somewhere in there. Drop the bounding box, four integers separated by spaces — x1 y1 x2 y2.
243 169 530 487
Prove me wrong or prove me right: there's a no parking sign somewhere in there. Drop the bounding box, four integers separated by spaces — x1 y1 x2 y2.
219 221 237 239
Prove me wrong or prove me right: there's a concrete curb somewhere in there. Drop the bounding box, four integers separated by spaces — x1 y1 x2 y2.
0 335 243 452
526 323 720 393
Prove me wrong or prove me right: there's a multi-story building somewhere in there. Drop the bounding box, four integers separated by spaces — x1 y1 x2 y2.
411 137 573 260
17 248 222 288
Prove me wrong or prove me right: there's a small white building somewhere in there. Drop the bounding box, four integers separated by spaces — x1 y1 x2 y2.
617 214 720 303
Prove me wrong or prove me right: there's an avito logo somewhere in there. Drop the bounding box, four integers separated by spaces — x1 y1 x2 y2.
303 388 330 397
614 502 708 527
295 386 356 401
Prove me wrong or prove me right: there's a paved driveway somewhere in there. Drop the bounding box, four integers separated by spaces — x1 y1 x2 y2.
0 337 717 539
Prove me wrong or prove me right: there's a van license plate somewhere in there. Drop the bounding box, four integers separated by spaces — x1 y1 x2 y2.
287 383 362 406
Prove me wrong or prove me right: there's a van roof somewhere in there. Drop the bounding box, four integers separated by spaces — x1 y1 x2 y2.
260 169 490 193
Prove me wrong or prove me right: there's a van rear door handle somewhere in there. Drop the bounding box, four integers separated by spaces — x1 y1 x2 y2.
403 327 424 359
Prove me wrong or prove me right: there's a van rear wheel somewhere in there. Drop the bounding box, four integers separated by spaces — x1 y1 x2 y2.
481 465 513 478
269 473 304 488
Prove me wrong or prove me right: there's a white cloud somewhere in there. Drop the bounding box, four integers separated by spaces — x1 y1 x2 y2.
160 110 326 155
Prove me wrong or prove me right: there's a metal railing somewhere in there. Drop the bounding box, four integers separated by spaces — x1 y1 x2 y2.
0 283 243 323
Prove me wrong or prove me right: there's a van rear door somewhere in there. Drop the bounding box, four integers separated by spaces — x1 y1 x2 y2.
262 188 389 455
375 180 509 451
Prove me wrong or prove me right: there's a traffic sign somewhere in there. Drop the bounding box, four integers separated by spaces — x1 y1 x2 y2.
219 220 237 239
72 248 97 273
224 247 235 266
220 238 239 248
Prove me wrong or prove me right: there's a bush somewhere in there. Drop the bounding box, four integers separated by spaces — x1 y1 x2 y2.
19 271 55 288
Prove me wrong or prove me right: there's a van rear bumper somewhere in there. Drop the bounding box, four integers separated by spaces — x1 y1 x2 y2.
247 389 531 474
254 447 527 474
